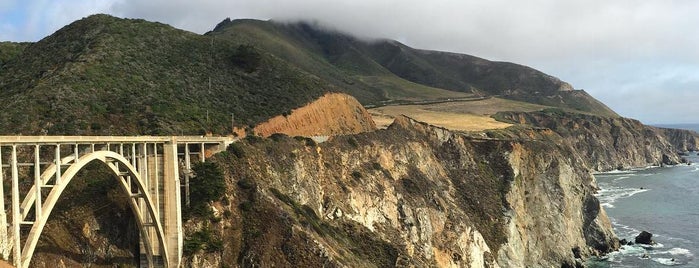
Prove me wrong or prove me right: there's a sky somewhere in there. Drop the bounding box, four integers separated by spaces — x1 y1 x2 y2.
1 0 699 124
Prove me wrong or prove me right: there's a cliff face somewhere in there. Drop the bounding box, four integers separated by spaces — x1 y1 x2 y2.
658 127 699 152
253 93 377 137
495 110 683 171
184 116 617 267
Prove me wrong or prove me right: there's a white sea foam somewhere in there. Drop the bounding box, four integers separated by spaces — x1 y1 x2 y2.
610 220 641 238
639 165 660 170
596 186 649 208
667 247 693 256
639 242 665 249
596 169 638 175
614 176 631 181
652 257 679 266
618 245 646 255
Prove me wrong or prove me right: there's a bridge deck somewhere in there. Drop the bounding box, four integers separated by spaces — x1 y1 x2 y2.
0 136 236 144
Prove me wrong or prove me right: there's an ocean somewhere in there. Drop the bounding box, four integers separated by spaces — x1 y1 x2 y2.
589 123 699 267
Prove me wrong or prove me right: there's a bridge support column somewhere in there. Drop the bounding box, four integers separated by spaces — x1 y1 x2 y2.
163 138 182 267
0 147 9 260
11 145 21 268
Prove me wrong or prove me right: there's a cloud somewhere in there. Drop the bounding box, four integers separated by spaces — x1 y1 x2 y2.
3 0 699 123
102 1 699 68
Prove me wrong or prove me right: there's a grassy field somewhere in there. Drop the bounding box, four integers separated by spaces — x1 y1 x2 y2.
358 75 473 101
369 97 551 131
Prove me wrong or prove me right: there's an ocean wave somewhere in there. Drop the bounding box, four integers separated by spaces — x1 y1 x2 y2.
614 176 631 181
610 220 642 238
652 257 679 266
618 245 646 255
638 165 660 170
667 247 693 257
596 169 638 175
596 186 649 208
639 242 665 249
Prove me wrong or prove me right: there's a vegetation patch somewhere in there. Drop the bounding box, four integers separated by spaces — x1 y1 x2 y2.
226 143 246 158
231 44 262 73
269 133 288 142
435 139 514 254
184 162 226 220
269 187 398 267
184 227 224 255
347 137 359 148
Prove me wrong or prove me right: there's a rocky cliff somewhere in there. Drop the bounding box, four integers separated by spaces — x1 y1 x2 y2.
658 127 699 152
494 110 684 171
253 93 377 137
183 116 617 267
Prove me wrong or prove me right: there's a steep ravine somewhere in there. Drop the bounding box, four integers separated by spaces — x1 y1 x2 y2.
184 116 617 267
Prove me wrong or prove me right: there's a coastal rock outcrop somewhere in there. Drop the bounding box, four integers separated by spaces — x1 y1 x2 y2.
635 231 654 245
658 127 699 152
495 110 682 171
185 115 617 267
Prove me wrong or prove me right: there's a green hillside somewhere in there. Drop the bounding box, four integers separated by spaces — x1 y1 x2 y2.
0 41 29 66
0 15 618 136
0 15 332 135
214 19 618 117
210 19 470 103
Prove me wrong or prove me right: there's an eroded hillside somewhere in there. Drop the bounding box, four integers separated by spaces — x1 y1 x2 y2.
181 116 617 268
253 93 376 137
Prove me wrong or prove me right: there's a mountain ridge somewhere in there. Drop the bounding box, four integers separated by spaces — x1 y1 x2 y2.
0 14 619 136
213 18 618 117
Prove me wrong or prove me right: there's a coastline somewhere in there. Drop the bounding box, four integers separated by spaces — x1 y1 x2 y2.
590 155 699 267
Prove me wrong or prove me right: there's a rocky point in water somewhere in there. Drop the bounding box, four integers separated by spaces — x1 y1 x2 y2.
635 231 654 245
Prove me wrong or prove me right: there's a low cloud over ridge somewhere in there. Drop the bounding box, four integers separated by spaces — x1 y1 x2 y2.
2 0 699 123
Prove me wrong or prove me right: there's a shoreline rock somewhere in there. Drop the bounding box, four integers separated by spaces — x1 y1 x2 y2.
634 231 654 245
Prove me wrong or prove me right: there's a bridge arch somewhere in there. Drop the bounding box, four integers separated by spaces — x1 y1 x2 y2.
20 151 168 268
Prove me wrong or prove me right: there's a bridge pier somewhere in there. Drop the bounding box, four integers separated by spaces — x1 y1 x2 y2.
163 139 183 268
0 147 9 260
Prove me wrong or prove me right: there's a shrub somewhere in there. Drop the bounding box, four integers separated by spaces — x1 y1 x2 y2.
270 133 288 142
244 134 263 144
183 228 223 255
184 162 225 220
237 178 255 190
351 171 362 179
231 44 261 73
191 162 225 204
347 137 359 148
304 137 316 147
226 143 245 158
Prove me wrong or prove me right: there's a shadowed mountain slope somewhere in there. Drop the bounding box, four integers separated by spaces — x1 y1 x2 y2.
213 19 617 117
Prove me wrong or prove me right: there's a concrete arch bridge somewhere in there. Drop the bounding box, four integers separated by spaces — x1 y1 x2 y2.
0 136 234 268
